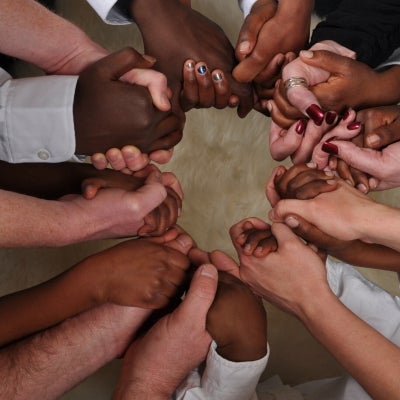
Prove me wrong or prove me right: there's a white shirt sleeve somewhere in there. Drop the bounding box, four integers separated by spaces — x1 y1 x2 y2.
376 46 400 70
0 68 78 163
173 341 269 400
238 0 258 17
86 0 133 25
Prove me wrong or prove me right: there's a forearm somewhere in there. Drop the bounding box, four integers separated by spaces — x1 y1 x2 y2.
310 0 400 67
0 189 106 247
0 0 106 74
0 261 97 346
329 240 400 272
0 304 151 400
301 290 400 400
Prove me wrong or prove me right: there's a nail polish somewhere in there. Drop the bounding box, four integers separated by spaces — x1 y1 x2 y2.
295 119 307 135
197 65 207 75
186 61 194 70
306 104 324 126
347 121 361 130
325 111 337 125
321 142 338 155
213 72 223 81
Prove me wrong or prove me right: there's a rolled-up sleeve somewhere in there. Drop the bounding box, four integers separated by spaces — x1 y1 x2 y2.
238 0 257 17
0 70 78 163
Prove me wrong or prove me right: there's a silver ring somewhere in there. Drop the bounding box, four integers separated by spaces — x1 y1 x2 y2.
284 77 308 91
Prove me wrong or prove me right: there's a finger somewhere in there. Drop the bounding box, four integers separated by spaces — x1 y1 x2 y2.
364 119 400 149
212 70 231 109
120 146 150 172
146 115 184 153
229 217 270 247
189 247 211 266
195 63 214 108
123 68 171 112
149 148 174 164
132 181 167 218
161 172 184 200
349 165 370 194
227 76 254 118
274 164 313 198
254 53 285 86
265 165 287 206
181 59 198 111
242 229 275 255
272 80 303 125
178 264 218 321
90 153 109 170
105 148 129 171
81 177 106 200
99 47 154 80
269 118 307 161
209 250 241 280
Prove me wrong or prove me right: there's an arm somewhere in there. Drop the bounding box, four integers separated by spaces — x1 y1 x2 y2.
310 0 400 68
0 233 193 347
0 304 152 400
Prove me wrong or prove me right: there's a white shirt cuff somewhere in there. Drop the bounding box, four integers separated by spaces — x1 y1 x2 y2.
0 71 78 163
86 0 133 25
238 0 258 17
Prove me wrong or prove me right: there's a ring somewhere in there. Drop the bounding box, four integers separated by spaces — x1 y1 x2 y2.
284 77 308 91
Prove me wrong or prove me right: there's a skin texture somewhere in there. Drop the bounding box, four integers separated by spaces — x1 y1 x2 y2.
130 0 253 118
74 48 183 156
113 264 219 400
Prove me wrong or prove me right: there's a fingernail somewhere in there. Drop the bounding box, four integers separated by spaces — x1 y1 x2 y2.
369 178 378 190
295 119 307 135
325 111 337 125
266 101 273 113
197 65 207 75
285 216 299 228
212 72 223 81
321 142 338 155
143 54 157 63
238 40 251 53
306 161 317 168
347 121 361 130
357 183 368 193
200 264 217 278
185 61 195 70
306 104 324 126
366 134 381 148
300 50 314 59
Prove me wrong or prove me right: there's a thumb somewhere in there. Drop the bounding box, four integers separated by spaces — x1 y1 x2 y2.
317 140 384 178
96 47 154 80
179 264 218 319
210 250 241 280
131 181 167 217
299 49 351 76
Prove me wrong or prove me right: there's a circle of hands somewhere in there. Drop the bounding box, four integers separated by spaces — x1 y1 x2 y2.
65 1 400 396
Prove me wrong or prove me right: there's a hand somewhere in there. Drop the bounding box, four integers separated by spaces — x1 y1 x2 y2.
233 0 312 85
206 271 268 362
80 167 183 237
296 50 400 113
311 107 400 190
131 0 253 118
266 163 337 203
269 178 378 242
268 106 339 163
73 47 184 155
113 263 218 400
273 41 356 124
230 217 277 258
225 221 330 317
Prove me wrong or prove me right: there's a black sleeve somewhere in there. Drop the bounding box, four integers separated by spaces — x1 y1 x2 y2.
310 0 400 67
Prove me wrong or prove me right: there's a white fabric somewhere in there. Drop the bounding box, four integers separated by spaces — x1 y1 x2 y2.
238 0 257 17
86 0 132 25
377 46 400 70
0 68 77 163
173 340 269 400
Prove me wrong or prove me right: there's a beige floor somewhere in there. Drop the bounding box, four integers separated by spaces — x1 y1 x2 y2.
4 1 400 398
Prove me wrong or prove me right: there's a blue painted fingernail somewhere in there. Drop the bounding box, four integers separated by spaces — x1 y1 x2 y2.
197 65 207 75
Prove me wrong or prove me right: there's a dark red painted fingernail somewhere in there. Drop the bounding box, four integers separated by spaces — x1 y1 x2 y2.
347 121 361 130
325 111 337 125
295 119 307 135
306 104 324 126
321 142 338 155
